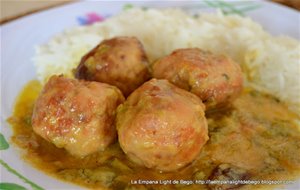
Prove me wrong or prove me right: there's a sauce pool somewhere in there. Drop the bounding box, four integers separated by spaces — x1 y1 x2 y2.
7 80 300 190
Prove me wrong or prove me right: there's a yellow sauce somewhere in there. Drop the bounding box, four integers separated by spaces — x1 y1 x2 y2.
7 80 300 190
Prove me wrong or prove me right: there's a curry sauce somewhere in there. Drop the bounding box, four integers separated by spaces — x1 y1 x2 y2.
7 80 300 190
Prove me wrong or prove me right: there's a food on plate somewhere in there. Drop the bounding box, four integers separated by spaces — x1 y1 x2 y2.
75 36 150 96
31 75 124 157
34 8 300 113
116 79 208 171
7 6 300 190
10 83 300 189
152 48 243 109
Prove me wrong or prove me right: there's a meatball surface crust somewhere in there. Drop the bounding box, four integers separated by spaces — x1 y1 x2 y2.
152 48 243 109
116 79 208 171
75 36 151 96
32 75 125 157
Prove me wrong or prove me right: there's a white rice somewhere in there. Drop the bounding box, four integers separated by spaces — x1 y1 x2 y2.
33 8 300 113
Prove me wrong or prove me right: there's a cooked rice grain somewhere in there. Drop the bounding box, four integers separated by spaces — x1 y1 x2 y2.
33 8 300 113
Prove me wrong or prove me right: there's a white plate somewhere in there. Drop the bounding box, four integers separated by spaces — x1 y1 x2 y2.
1 1 299 189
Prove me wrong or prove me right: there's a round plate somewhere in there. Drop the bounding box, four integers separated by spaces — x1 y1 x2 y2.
1 1 299 189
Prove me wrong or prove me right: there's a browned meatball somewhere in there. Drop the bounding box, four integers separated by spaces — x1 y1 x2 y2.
116 79 208 171
152 48 243 109
75 36 151 96
32 75 124 157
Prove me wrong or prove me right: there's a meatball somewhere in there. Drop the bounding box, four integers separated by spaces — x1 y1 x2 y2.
32 75 125 157
152 48 243 109
75 36 151 96
116 79 208 171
